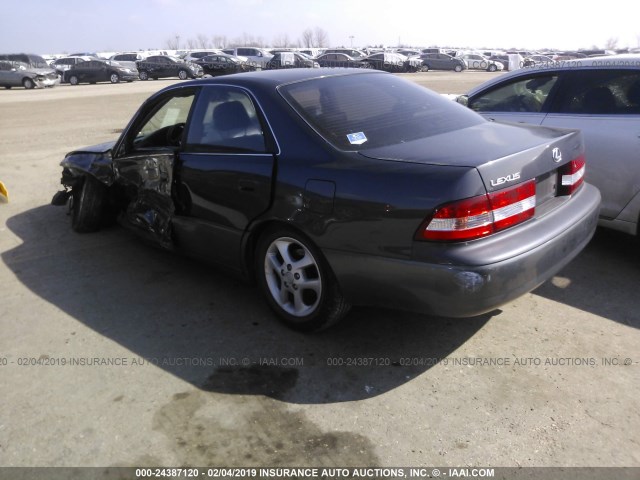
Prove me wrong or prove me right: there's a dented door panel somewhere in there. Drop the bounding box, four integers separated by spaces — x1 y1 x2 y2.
113 150 177 248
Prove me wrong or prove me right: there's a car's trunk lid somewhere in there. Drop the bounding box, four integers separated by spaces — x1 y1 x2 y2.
358 121 583 194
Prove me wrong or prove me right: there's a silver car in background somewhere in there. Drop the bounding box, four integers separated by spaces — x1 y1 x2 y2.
0 53 60 89
457 55 640 235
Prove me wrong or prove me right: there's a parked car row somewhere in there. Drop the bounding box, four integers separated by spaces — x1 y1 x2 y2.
6 45 521 89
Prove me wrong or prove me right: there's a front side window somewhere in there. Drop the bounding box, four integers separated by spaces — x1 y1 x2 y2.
185 86 266 153
469 74 558 113
129 91 196 150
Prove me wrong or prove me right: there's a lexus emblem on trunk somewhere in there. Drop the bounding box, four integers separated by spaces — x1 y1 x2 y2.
552 147 563 163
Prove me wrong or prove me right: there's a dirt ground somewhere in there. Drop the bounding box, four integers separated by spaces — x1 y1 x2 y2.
0 71 638 475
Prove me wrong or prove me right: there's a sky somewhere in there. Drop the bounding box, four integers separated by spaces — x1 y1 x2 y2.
2 0 639 55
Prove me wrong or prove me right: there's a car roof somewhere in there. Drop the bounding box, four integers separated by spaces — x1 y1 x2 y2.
176 67 384 90
467 54 640 97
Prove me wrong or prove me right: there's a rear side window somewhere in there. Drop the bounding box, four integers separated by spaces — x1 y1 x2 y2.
552 70 640 114
279 72 483 150
469 74 559 113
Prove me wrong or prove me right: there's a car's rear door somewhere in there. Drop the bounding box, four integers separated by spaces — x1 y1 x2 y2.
174 85 276 271
541 68 640 221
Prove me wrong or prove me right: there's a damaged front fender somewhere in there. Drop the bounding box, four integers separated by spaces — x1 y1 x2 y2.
60 141 117 186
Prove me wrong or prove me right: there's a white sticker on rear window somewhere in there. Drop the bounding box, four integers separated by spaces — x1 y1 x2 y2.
347 132 367 145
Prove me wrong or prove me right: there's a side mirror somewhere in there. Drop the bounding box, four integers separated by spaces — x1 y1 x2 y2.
455 95 469 107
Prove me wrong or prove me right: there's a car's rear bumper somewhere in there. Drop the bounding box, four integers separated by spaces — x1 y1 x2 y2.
325 183 601 318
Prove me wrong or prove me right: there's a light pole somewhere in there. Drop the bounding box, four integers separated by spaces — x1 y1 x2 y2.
349 36 354 48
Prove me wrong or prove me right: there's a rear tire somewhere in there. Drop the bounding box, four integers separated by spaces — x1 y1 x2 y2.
255 227 350 331
70 175 107 233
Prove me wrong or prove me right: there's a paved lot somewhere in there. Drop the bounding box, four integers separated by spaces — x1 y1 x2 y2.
0 72 639 472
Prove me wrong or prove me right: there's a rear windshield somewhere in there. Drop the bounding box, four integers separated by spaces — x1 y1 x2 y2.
278 72 483 150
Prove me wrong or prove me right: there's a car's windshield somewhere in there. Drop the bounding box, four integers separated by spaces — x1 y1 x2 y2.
28 55 49 68
279 73 483 150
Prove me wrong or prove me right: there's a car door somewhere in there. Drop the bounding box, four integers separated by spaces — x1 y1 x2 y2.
81 61 97 83
98 62 110 82
434 54 447 69
0 61 16 86
174 85 276 271
541 69 640 221
111 87 199 247
147 57 165 77
467 72 560 124
155 57 170 77
320 54 335 67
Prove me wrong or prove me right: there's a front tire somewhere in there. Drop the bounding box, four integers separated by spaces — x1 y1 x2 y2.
23 78 35 89
70 175 107 233
256 227 350 331
454 64 463 72
488 64 497 72
139 70 149 81
178 69 188 80
69 75 79 85
110 73 120 83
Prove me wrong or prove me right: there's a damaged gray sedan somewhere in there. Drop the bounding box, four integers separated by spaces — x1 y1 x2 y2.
53 69 600 331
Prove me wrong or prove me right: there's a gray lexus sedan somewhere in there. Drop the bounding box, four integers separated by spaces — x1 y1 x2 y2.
53 69 600 330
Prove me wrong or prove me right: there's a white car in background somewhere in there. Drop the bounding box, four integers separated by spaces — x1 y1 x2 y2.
108 53 146 72
182 50 225 63
459 53 504 72
222 47 272 69
50 56 93 81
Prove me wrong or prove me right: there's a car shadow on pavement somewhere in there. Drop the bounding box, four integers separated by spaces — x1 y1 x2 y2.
3 205 497 404
533 227 640 329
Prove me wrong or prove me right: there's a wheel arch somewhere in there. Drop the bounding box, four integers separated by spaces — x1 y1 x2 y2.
22 76 36 87
241 218 320 282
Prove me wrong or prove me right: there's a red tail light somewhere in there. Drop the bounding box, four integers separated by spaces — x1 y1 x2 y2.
558 155 585 195
417 180 536 242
